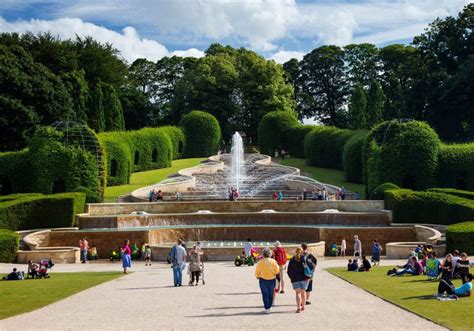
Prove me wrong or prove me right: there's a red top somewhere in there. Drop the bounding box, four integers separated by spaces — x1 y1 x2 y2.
122 245 131 255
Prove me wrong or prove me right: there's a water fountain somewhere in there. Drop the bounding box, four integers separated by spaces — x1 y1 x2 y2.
229 132 246 192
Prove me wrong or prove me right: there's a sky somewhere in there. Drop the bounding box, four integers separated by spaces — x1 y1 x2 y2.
0 0 470 64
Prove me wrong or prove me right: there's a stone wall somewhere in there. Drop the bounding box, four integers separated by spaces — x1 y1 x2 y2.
17 247 80 263
386 242 446 259
85 200 386 216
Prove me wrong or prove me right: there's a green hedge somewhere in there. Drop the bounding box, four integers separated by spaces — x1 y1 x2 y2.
342 131 368 183
446 222 474 255
98 132 132 186
0 229 19 262
158 126 186 159
181 111 221 157
0 193 86 230
258 111 299 156
437 143 474 191
304 126 355 170
384 189 474 225
365 120 441 194
287 125 314 158
0 150 32 194
371 182 400 200
129 128 172 171
427 188 474 200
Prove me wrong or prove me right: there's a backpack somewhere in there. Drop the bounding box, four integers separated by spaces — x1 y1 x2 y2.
303 254 315 278
275 248 287 266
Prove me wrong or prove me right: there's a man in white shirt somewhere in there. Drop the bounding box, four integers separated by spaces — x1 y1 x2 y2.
354 235 362 257
171 239 187 287
244 238 253 257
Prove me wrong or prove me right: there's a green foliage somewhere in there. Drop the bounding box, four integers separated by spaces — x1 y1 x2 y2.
371 182 400 200
0 150 32 195
437 143 474 190
180 111 221 157
258 111 299 156
132 128 173 170
446 222 474 255
304 126 355 169
384 189 474 225
0 192 86 230
97 132 132 186
287 125 314 158
342 131 368 183
348 84 367 129
157 126 186 159
0 229 19 263
86 83 105 133
366 79 385 128
101 83 125 131
427 188 474 200
365 120 441 194
61 70 88 124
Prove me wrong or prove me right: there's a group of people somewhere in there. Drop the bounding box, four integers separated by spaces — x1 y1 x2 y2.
255 242 317 314
147 189 164 202
169 239 204 287
79 238 98 263
272 191 284 201
228 187 240 201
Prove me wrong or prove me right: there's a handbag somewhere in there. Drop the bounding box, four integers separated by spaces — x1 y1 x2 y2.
303 255 314 278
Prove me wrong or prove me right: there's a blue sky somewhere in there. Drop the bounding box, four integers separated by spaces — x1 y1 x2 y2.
0 0 470 63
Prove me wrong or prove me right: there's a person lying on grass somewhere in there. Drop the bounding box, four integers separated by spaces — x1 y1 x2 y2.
437 273 472 298
393 256 423 276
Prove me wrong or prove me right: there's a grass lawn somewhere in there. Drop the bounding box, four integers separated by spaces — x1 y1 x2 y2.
278 157 366 198
0 272 123 319
104 158 205 202
328 266 473 330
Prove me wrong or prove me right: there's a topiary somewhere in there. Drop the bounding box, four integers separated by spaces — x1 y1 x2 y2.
258 111 299 156
342 131 368 183
446 222 474 255
98 132 132 186
158 126 186 159
180 111 222 157
365 120 441 194
0 229 19 262
287 125 314 158
371 182 400 200
437 143 474 191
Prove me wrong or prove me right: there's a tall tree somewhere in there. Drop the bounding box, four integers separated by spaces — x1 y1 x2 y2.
366 79 385 128
348 83 367 129
61 70 89 124
102 84 125 131
343 43 379 87
297 45 348 126
128 58 157 95
86 83 105 133
119 87 157 130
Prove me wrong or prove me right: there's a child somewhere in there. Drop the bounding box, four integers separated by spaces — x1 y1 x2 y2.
89 245 98 260
347 259 358 272
144 245 152 266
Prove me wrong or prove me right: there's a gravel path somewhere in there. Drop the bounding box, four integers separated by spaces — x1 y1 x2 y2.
0 260 445 330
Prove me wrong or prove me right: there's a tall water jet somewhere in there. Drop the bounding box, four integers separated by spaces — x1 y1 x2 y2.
230 132 245 192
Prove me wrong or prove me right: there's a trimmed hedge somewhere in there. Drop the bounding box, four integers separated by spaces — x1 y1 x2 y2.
384 189 474 225
258 111 299 156
0 229 19 262
287 125 314 158
304 126 356 170
371 182 400 200
365 120 441 194
342 131 368 183
0 193 86 230
181 111 221 157
128 128 172 172
158 126 186 159
98 132 132 186
437 143 474 191
427 188 474 201
0 150 32 194
446 222 474 255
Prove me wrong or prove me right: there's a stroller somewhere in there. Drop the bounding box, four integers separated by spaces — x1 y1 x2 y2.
37 259 54 278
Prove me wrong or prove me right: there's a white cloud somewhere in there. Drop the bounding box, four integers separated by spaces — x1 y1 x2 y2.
0 17 203 63
269 50 305 64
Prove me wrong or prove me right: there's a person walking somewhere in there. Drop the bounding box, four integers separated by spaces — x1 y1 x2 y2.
371 239 382 266
287 248 309 313
273 241 287 294
121 240 132 274
188 244 202 286
354 235 362 257
340 237 347 257
170 239 186 286
301 243 317 305
80 238 89 264
255 247 279 314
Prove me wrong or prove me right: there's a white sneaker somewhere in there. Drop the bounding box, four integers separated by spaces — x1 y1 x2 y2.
264 309 271 314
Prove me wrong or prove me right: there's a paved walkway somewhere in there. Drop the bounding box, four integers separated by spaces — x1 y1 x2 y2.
0 259 445 330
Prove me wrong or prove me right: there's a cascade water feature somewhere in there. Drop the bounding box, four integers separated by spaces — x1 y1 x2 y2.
229 132 245 192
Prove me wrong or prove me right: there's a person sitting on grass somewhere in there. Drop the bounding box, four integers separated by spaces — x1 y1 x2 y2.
438 273 472 298
394 256 423 276
27 260 39 278
359 256 372 272
454 253 470 283
2 268 23 280
440 254 454 280
347 259 358 272
426 252 440 279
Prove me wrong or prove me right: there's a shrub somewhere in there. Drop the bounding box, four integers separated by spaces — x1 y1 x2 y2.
158 126 186 159
134 128 173 170
437 143 474 191
0 193 86 230
0 229 19 262
342 131 368 183
427 188 474 201
365 120 441 194
180 111 221 157
98 132 132 186
304 126 355 169
384 189 474 225
371 182 400 200
0 150 32 194
446 222 474 255
287 125 314 158
258 111 299 156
